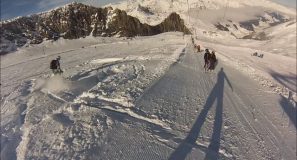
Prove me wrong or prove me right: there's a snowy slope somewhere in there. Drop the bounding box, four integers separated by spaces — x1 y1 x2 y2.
1 0 296 160
1 33 296 159
107 0 296 95
261 20 297 57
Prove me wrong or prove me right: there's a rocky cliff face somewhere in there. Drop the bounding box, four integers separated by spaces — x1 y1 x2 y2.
37 3 109 39
214 11 290 40
0 2 190 54
108 10 190 37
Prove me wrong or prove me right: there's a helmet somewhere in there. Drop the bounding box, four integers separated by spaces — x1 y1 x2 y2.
57 56 61 60
205 49 209 52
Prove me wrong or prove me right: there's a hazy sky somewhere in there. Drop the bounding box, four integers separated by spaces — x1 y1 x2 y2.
1 0 296 20
1 0 120 20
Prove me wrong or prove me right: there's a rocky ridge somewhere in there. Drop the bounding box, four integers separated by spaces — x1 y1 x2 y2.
0 2 190 54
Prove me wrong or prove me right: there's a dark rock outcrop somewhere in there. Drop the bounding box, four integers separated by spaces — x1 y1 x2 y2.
213 11 289 40
214 23 229 31
106 9 153 37
154 12 191 34
0 2 190 54
239 11 289 31
108 10 190 37
242 31 270 41
137 5 154 15
37 3 109 39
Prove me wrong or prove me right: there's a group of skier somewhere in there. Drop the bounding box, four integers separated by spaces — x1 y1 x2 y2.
203 48 217 72
192 36 217 72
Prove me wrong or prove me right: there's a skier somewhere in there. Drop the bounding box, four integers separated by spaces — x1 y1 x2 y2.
197 44 201 52
50 56 63 75
204 49 211 71
208 51 217 71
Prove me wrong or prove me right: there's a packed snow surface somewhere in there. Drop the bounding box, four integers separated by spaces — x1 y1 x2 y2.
1 32 296 160
1 1 296 159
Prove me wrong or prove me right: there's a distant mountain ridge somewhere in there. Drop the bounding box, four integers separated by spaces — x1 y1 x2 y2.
108 0 295 40
1 0 295 55
0 2 190 55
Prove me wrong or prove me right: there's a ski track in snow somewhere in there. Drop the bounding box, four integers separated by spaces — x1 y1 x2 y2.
1 33 296 160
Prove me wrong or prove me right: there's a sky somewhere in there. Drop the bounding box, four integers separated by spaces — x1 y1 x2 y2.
1 0 296 21
0 0 122 20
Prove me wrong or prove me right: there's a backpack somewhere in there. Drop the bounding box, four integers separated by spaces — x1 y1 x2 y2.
50 60 58 69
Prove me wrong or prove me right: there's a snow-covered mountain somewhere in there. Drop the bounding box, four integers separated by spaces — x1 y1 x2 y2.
1 0 295 55
0 2 190 55
108 0 295 39
108 0 295 24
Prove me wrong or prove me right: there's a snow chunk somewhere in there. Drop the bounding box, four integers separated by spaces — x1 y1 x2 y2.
90 58 123 64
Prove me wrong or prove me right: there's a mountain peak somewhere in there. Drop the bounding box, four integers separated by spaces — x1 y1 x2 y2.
0 4 190 55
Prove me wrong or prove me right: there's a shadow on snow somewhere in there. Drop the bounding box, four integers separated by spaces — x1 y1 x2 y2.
269 70 296 128
168 68 233 160
269 71 296 93
280 95 297 129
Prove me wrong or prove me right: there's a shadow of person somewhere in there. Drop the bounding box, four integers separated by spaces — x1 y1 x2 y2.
168 68 232 160
280 95 297 129
269 70 296 93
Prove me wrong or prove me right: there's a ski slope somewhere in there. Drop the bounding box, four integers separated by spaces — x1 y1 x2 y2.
1 32 296 159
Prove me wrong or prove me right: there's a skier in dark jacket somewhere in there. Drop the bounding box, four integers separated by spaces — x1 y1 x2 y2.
204 49 211 71
50 56 63 75
208 51 217 70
